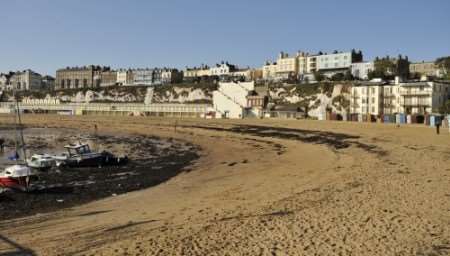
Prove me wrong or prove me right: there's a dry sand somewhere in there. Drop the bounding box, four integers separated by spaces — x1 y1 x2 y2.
0 115 449 256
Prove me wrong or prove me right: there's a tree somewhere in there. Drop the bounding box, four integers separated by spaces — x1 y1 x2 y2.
370 56 405 80
435 56 450 78
331 73 344 81
344 70 354 81
409 72 421 80
368 70 386 80
314 72 325 82
439 99 450 114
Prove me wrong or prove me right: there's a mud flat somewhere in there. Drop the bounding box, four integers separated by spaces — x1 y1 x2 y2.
0 127 199 220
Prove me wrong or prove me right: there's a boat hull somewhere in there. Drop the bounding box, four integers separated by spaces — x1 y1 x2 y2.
0 176 36 191
59 153 128 168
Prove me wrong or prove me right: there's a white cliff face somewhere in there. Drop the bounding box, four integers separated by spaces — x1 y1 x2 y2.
85 90 95 103
268 83 351 118
152 87 212 103
144 88 154 105
74 91 85 103
308 93 332 118
39 86 214 104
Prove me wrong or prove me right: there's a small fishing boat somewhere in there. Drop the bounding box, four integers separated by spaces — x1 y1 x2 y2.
27 154 56 171
56 143 128 168
0 164 37 191
0 90 38 191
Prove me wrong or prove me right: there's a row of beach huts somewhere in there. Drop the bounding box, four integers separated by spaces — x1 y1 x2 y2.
325 112 449 127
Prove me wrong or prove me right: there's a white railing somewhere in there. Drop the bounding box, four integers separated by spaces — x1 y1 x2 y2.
0 102 211 114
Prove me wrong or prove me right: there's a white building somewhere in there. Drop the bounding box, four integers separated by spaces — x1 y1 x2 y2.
9 70 43 91
350 83 384 115
161 68 183 84
262 62 278 81
275 52 298 80
351 62 374 80
210 62 237 77
261 51 322 81
350 79 450 115
317 50 363 77
0 73 11 91
306 55 318 74
230 69 252 81
117 69 133 86
297 53 308 75
184 65 211 82
212 81 255 118
132 69 154 86
397 81 450 114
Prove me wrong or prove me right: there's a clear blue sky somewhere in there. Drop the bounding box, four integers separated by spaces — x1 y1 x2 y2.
1 0 449 76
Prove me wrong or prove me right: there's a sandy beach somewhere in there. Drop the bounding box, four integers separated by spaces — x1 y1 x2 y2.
0 115 449 256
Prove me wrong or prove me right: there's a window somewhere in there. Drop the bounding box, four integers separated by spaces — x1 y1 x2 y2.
372 97 375 104
83 79 87 87
372 107 375 113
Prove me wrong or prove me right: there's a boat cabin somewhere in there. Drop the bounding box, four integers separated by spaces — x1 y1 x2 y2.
29 154 54 162
3 165 34 177
64 143 93 156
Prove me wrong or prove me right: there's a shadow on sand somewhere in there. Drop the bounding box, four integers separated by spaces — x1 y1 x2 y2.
186 124 387 156
0 234 36 256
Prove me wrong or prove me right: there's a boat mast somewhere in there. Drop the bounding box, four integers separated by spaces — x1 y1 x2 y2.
13 90 27 164
13 93 18 161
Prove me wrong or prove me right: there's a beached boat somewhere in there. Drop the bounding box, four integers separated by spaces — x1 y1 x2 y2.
56 143 128 168
0 164 37 191
27 154 56 171
0 92 37 191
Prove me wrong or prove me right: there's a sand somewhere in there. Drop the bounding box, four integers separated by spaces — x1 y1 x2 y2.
0 115 449 256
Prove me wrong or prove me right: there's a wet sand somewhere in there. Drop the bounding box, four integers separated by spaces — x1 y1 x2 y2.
0 115 449 256
0 127 199 220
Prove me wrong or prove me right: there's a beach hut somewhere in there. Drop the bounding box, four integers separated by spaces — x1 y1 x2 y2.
425 115 430 125
447 115 450 131
430 115 442 127
396 113 405 124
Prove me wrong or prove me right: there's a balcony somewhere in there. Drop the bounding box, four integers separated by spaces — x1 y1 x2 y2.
399 91 431 96
400 101 431 107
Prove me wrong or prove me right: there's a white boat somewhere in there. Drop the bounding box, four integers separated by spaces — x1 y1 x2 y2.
0 164 37 191
0 91 38 191
55 143 128 168
27 154 56 170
